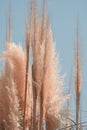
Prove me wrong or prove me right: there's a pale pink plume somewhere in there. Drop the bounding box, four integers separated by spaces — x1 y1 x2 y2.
0 43 32 128
0 62 22 130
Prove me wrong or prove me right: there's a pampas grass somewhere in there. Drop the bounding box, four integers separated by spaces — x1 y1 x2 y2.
0 59 22 130
31 1 66 129
42 26 65 129
74 23 82 130
0 0 74 130
0 42 32 129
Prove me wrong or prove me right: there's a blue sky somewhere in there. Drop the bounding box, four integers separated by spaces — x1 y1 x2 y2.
0 0 87 122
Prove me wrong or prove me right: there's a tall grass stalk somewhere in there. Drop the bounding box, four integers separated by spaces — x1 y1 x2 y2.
23 24 30 130
39 2 47 130
31 0 39 129
75 22 82 130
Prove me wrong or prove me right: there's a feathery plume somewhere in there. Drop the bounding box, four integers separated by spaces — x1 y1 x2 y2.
0 43 32 129
0 60 22 130
42 26 67 130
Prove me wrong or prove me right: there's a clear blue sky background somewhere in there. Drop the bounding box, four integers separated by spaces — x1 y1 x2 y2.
0 0 87 122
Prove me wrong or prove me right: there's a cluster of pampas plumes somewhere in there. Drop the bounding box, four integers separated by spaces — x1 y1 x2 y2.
30 1 68 129
0 0 68 130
